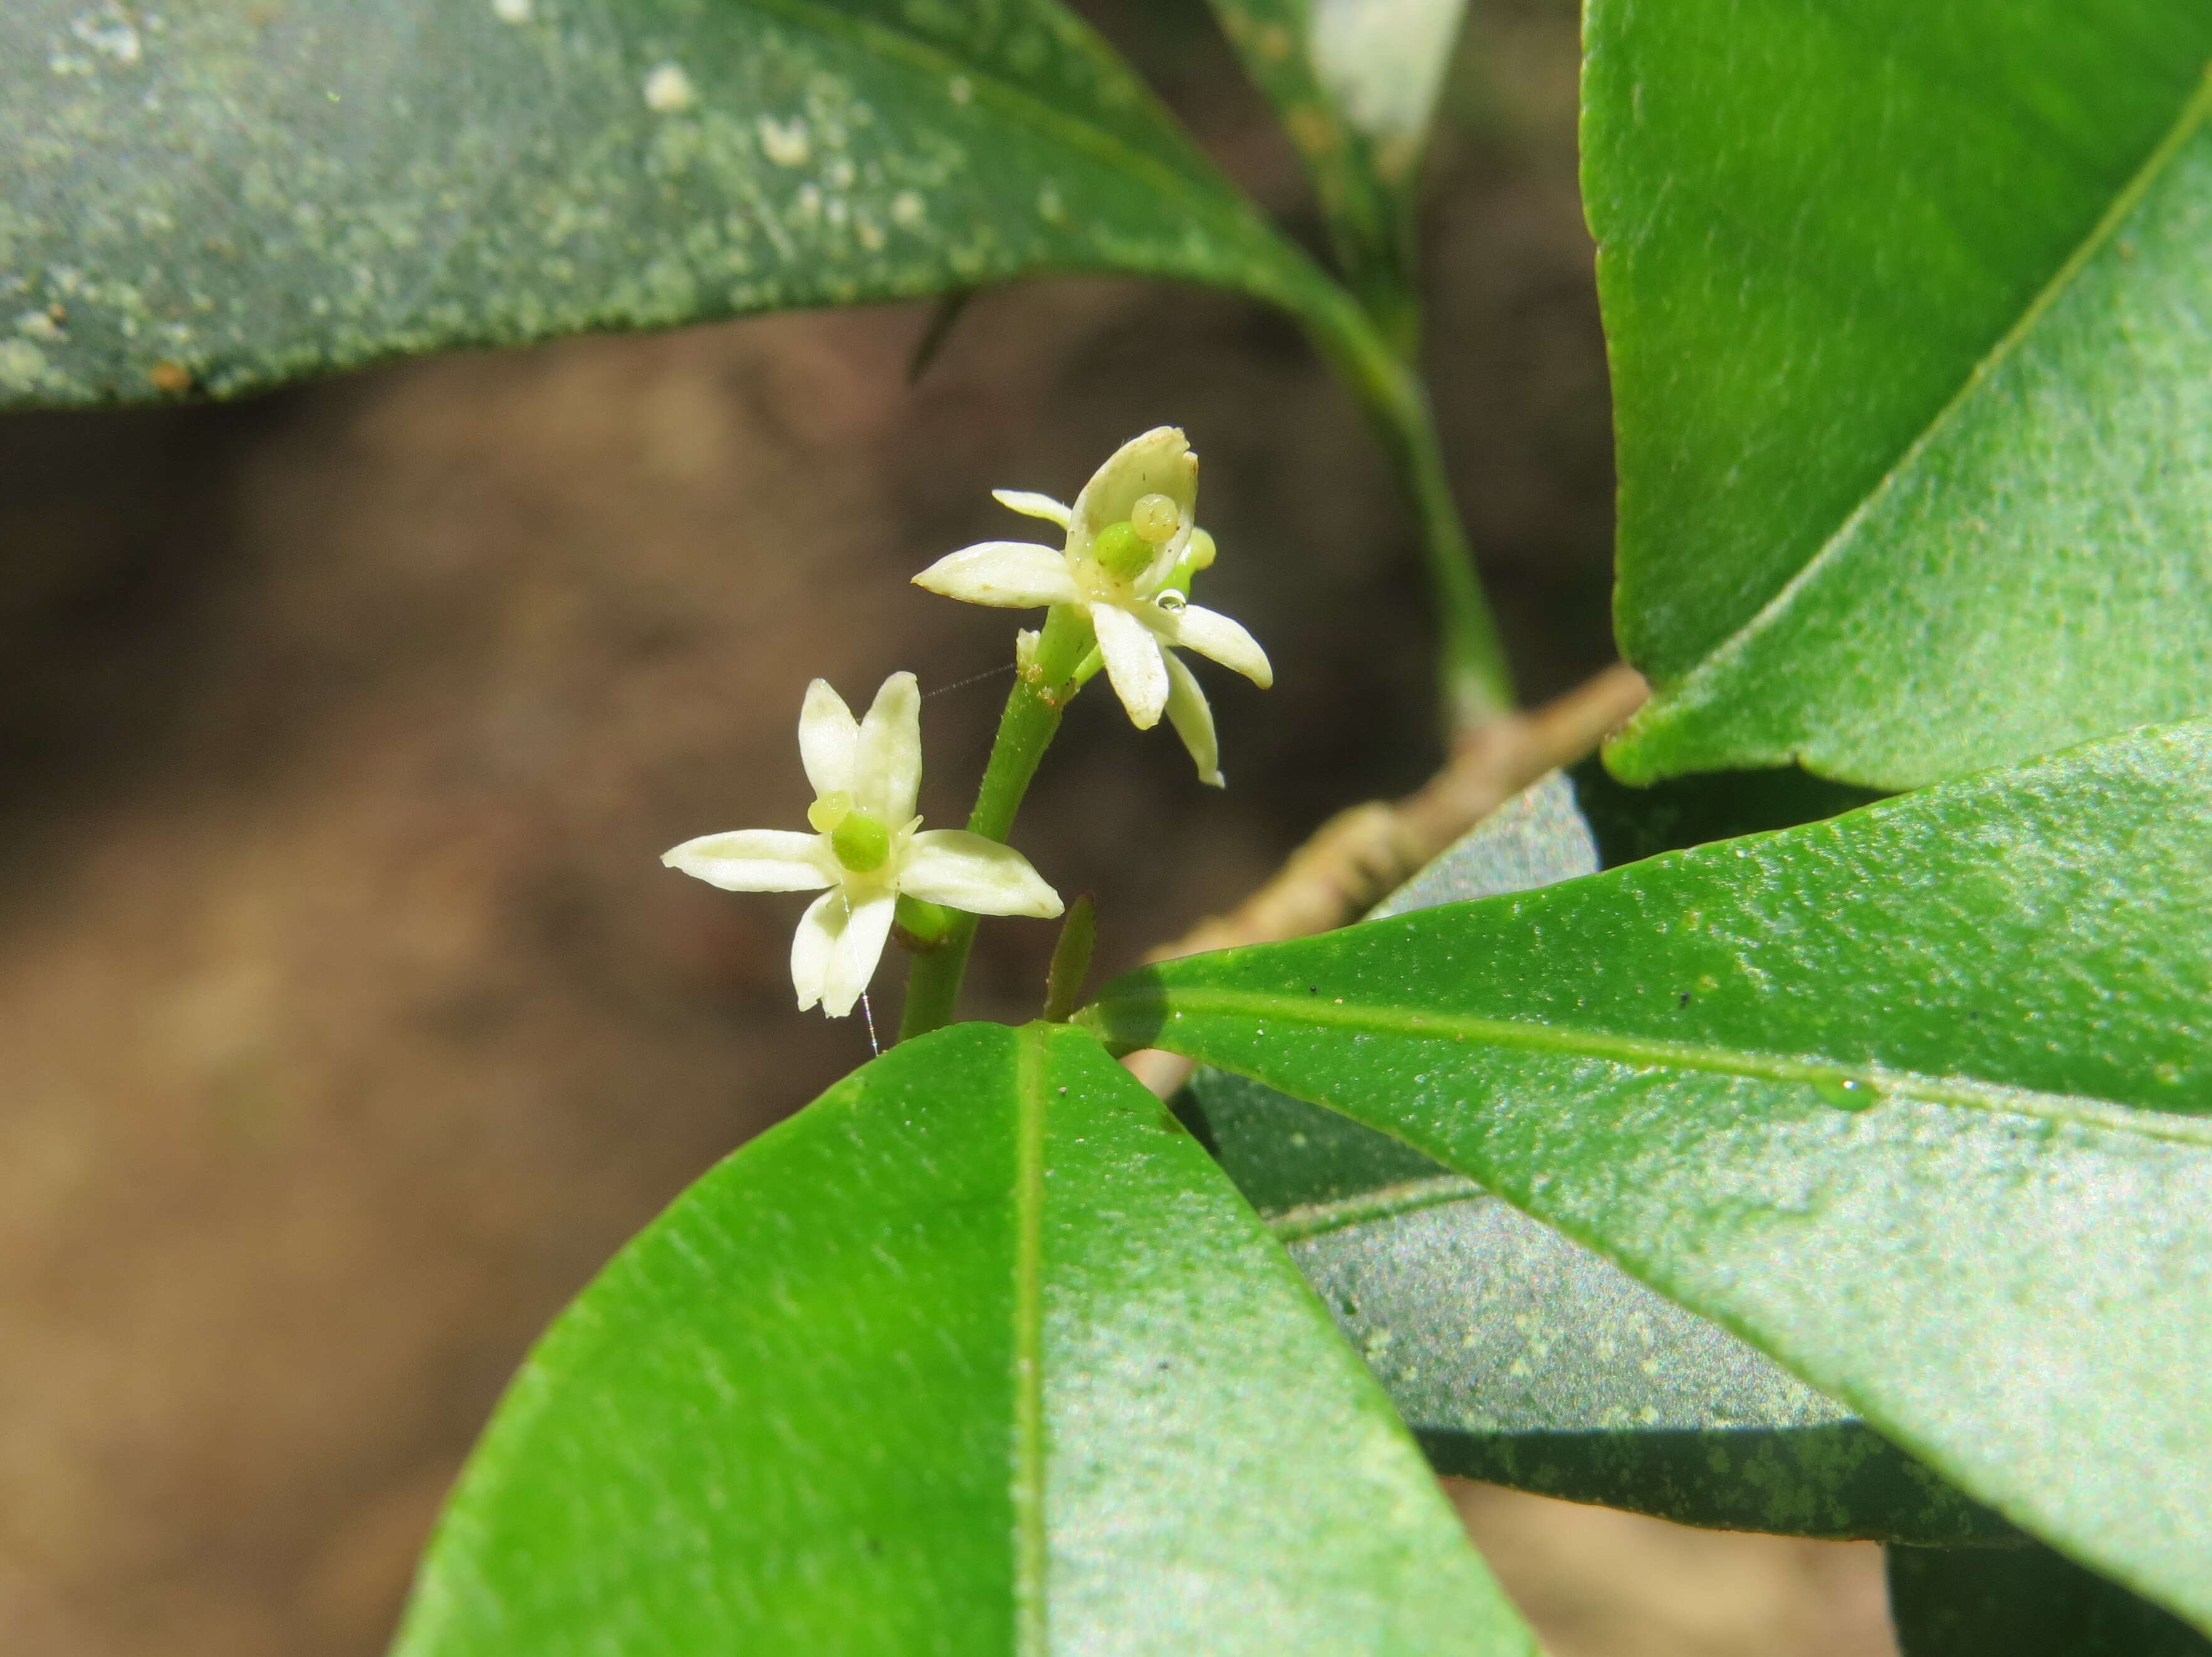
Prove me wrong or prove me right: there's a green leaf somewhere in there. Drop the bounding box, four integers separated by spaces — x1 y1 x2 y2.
1204 0 1466 343
1 0 1340 407
1283 1185 2010 1544
1084 721 2212 1630
1887 1543 2212 1657
1588 3 2212 789
395 1021 1535 1656
1183 774 2004 1543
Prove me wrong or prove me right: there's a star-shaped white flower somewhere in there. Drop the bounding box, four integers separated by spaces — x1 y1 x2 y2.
911 427 1271 786
661 672 1062 1017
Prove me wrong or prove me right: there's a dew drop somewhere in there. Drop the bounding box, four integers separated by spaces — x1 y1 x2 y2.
1812 1076 1877 1111
1154 590 1187 613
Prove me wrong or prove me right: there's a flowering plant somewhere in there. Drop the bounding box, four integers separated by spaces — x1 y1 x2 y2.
16 0 2212 1649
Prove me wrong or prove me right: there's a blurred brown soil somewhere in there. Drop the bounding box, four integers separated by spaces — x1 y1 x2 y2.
0 1 1889 1651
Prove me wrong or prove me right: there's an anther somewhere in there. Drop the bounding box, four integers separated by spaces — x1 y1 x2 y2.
1130 492 1181 543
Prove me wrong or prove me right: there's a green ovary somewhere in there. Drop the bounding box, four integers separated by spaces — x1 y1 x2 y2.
1093 520 1152 580
830 808 892 873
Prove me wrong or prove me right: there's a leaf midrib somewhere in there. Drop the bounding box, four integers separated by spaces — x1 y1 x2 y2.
1093 987 2212 1148
1012 1025 1049 1657
1266 1173 1486 1243
1651 60 2212 695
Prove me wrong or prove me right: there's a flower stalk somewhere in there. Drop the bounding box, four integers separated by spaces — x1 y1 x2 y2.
896 604 1090 1039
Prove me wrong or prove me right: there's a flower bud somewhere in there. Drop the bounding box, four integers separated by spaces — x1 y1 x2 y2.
830 807 892 873
1130 492 1181 543
1093 519 1153 581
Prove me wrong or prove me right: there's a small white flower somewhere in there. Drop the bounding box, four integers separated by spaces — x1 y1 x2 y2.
662 672 1062 1017
911 427 1271 786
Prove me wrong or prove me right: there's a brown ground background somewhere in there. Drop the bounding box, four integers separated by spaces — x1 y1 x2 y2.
0 0 1896 1651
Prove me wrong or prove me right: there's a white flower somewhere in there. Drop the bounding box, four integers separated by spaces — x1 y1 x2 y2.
661 672 1062 1017
911 427 1271 787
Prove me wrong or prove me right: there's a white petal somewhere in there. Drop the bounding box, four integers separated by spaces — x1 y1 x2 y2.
663 829 835 892
798 679 858 799
900 831 1064 918
790 891 840 1012
1091 602 1171 729
822 893 898 1018
1154 603 1272 688
991 489 1072 527
912 543 1080 609
853 671 923 824
1068 428 1196 563
1162 651 1223 787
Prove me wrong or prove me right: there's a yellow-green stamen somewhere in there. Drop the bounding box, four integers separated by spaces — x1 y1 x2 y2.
1130 492 1181 543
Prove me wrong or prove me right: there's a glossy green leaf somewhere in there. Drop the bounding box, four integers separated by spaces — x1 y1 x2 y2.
1205 0 1466 342
0 0 1341 407
395 1021 1535 1656
1183 774 2003 1543
1589 2 2212 788
1085 721 2212 1629
1887 1543 2212 1657
1286 1189 2010 1545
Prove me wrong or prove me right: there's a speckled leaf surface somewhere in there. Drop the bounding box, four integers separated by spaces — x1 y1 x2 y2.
1588 2 2212 789
1204 0 1464 336
1887 1543 2212 1657
1183 774 2001 1542
1 0 1333 407
1085 721 2212 1629
395 1021 1533 1657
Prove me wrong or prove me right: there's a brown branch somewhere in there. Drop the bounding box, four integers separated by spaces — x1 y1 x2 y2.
1122 663 1648 1097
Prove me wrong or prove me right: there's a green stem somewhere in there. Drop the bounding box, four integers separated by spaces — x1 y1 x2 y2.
1298 282 1515 731
898 606 1092 1040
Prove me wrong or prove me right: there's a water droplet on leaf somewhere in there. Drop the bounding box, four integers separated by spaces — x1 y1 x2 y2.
1812 1076 1877 1111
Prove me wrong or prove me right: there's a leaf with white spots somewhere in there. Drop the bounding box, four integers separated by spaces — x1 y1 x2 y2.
1088 719 2212 1634
0 0 1345 406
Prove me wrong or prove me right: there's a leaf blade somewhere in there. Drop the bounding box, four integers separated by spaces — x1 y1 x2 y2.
395 1021 1536 1654
1089 721 2212 1628
1 0 1333 406
1589 1 2212 786
1183 773 2005 1542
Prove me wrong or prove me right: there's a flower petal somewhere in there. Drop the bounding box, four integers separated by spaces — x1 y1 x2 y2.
1068 428 1196 567
853 671 923 824
790 891 840 1012
798 679 858 799
663 829 835 892
912 542 1081 609
991 489 1072 527
900 831 1065 918
1162 650 1223 787
1092 601 1171 729
822 892 898 1018
1154 603 1272 688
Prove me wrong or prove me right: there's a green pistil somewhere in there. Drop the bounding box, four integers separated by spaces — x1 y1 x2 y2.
830 808 892 873
1093 520 1152 581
